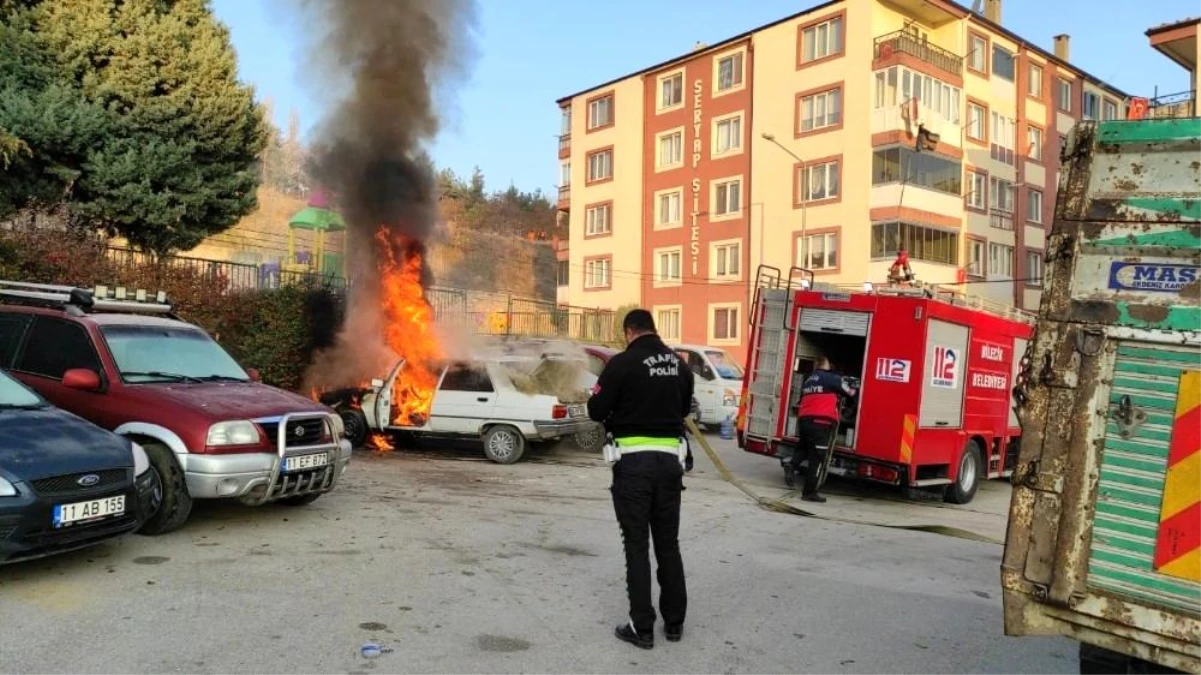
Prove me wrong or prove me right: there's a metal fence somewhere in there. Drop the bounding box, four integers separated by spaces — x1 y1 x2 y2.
105 247 346 291
428 288 618 344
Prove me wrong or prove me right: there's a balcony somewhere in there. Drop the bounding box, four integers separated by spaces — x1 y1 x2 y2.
558 133 571 159
874 30 963 79
989 209 1015 231
1148 90 1197 119
557 185 570 210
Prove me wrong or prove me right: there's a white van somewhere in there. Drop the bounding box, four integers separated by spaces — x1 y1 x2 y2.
669 343 744 428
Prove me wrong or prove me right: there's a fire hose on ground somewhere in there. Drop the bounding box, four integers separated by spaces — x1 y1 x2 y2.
683 417 1002 545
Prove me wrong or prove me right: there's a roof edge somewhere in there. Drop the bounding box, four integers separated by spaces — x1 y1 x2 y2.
1145 16 1201 37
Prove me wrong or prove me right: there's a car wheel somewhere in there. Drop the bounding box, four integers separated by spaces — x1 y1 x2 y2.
279 493 322 506
136 442 193 535
482 425 525 464
573 426 604 453
944 440 983 505
339 407 369 448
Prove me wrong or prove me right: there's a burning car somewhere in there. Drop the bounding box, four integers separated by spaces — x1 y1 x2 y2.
323 351 603 463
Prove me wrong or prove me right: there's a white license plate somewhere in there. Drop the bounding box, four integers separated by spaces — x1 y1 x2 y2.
283 453 329 473
568 405 587 418
53 495 126 527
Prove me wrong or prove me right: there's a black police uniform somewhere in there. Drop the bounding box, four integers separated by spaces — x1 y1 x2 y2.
587 333 695 645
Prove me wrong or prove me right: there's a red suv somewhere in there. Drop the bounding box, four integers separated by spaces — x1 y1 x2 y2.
0 281 352 534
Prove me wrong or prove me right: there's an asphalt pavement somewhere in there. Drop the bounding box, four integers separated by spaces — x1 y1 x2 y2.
0 434 1075 674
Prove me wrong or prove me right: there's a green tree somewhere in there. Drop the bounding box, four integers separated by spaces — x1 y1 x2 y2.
2 0 267 256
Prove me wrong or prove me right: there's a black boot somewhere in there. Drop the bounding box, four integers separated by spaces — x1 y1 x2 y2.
665 623 683 642
615 622 653 650
802 492 826 503
784 464 797 488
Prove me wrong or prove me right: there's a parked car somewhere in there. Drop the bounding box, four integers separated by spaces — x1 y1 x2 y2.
0 367 160 564
0 281 353 535
582 343 702 422
668 343 743 427
328 353 602 464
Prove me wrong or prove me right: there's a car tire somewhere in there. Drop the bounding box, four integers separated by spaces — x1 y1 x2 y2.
136 442 193 535
573 426 605 453
482 425 525 464
944 440 983 505
279 493 322 506
339 407 369 448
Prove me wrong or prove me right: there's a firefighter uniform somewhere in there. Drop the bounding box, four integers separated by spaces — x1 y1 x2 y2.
587 331 695 649
790 367 857 501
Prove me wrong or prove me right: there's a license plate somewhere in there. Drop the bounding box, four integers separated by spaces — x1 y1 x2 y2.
283 452 329 473
568 405 586 418
53 495 126 528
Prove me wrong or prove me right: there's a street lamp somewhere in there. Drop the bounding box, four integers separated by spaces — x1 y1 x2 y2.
760 132 808 269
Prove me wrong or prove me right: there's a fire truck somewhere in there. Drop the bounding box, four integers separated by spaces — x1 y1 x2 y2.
736 264 1035 504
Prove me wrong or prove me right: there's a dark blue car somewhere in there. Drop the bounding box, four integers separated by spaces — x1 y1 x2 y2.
0 368 160 564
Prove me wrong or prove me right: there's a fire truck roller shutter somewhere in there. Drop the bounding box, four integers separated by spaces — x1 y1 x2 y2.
1008 337 1028 429
798 309 870 337
919 319 968 429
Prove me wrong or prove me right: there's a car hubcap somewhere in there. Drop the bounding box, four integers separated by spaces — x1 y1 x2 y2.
489 432 514 459
960 450 976 489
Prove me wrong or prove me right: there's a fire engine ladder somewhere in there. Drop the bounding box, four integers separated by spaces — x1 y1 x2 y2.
745 265 813 440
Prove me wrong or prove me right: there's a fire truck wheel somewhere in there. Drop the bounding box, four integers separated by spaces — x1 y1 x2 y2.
136 441 193 536
482 425 526 464
338 408 369 448
944 441 983 505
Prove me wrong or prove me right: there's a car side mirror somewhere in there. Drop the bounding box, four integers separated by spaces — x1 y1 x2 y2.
246 368 262 383
62 368 102 392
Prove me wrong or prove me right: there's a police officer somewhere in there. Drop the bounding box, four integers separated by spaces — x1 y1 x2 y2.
587 309 694 650
788 356 857 502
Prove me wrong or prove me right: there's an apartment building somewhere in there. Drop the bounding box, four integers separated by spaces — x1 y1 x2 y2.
1145 17 1199 118
555 0 1129 360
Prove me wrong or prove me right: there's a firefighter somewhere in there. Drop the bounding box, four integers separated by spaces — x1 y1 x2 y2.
887 250 915 286
587 309 695 650
787 356 858 502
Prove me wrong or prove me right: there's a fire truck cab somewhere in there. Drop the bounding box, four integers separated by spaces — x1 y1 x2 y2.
737 265 1035 504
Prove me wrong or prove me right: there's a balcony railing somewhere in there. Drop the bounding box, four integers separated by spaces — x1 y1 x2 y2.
874 30 963 78
1148 90 1197 119
558 134 571 157
989 209 1015 231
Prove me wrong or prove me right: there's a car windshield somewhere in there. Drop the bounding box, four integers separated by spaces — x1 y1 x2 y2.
101 325 248 384
705 350 744 380
0 368 44 408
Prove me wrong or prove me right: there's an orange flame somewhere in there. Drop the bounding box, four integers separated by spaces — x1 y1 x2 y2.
369 433 394 453
375 228 442 428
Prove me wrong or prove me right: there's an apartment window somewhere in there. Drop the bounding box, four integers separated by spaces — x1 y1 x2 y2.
798 232 838 270
966 171 987 210
967 239 986 277
1102 99 1118 120
874 67 962 124
585 203 611 236
989 243 1014 278
1027 63 1043 97
1026 251 1043 286
556 260 569 287
584 258 610 289
871 222 959 265
800 15 844 63
560 107 572 135
714 115 743 155
656 189 682 227
968 34 987 72
657 130 683 169
1057 78 1072 112
559 161 571 187
967 103 986 141
587 95 613 130
713 178 742 216
656 249 682 283
712 306 740 342
660 73 683 110
798 87 842 134
716 52 744 92
586 148 612 182
1083 92 1100 120
992 45 1015 82
1027 189 1043 224
713 242 741 279
1027 126 1043 161
656 308 681 341
798 159 840 202
871 147 962 196
991 112 1016 164
989 176 1015 213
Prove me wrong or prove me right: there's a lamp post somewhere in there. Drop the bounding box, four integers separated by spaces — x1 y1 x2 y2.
760 132 808 269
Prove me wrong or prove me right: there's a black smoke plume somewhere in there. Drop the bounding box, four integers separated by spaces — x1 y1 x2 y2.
289 0 479 392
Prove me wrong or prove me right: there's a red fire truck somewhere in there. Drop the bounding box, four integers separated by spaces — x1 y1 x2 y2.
736 265 1035 505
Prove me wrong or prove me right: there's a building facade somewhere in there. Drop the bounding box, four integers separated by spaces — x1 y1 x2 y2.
555 0 1130 360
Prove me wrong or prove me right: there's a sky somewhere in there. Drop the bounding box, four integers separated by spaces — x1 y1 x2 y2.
211 0 1198 197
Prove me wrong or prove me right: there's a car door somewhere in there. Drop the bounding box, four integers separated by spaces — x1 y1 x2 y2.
10 316 110 426
678 348 718 421
429 361 497 434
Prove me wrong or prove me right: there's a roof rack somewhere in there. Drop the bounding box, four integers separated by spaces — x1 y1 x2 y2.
0 280 175 316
